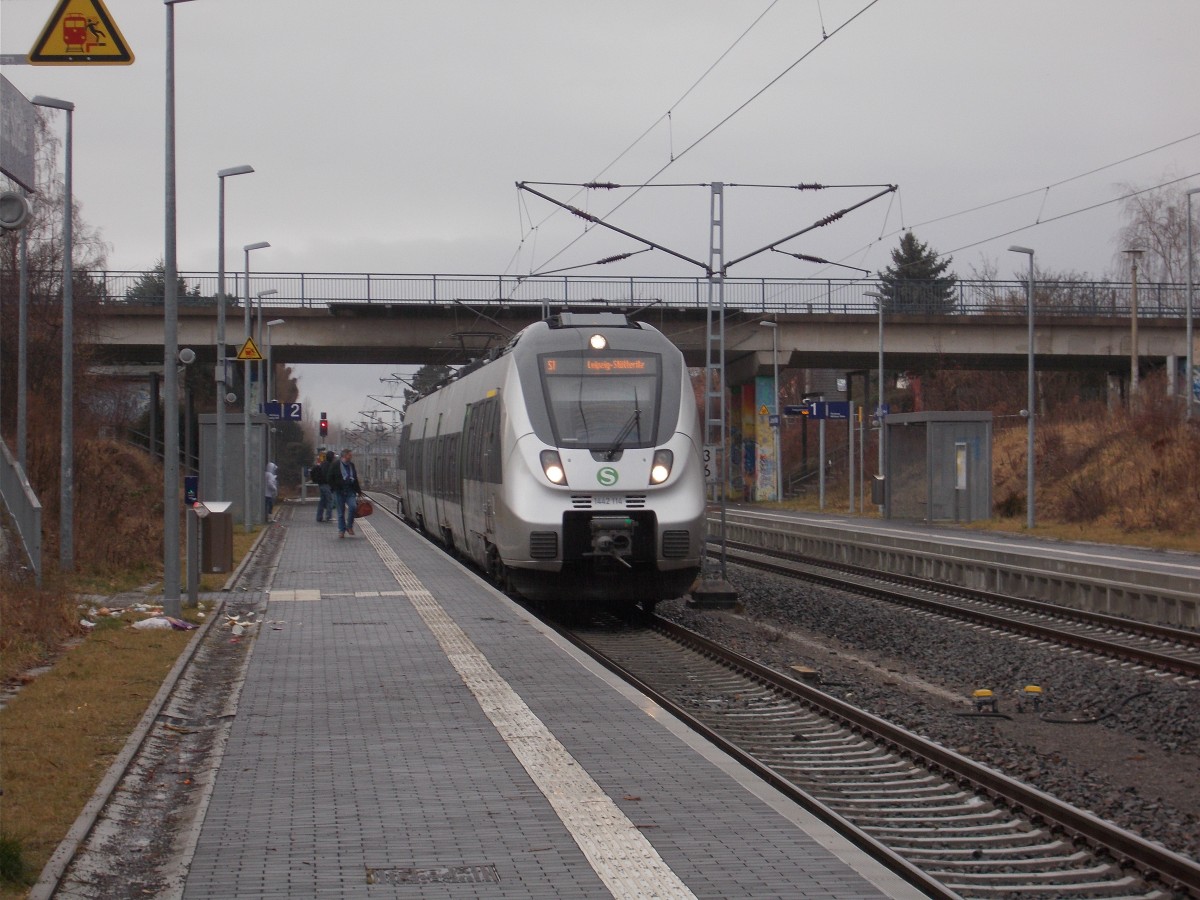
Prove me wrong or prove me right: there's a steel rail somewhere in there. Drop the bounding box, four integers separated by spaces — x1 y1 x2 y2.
648 616 1200 896
720 540 1200 680
547 618 959 900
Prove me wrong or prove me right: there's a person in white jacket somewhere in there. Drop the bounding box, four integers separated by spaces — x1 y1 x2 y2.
264 461 279 519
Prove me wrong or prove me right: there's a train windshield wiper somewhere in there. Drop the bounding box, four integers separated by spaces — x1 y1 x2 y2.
604 406 640 460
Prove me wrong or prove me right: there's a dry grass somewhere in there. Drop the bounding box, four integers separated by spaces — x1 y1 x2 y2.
777 399 1200 553
0 488 262 896
0 610 201 897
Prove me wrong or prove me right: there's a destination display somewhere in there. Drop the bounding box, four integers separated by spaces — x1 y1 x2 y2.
541 355 659 375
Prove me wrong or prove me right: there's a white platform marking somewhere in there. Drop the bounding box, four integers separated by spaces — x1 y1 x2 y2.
361 521 696 900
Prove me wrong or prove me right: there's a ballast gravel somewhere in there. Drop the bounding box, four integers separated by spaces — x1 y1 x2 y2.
659 564 1200 864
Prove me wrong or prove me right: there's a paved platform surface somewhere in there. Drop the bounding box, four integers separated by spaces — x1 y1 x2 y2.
179 505 928 899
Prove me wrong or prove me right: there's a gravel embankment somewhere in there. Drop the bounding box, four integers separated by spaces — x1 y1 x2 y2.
659 565 1200 863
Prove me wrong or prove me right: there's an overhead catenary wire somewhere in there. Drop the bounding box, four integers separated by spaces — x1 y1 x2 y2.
822 147 1200 279
512 0 784 251
516 0 886 278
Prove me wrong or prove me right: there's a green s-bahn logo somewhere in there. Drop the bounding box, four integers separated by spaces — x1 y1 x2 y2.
597 466 619 487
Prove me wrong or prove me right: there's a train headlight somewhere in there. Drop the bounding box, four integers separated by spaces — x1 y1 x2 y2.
588 333 608 350
649 449 673 484
540 449 568 485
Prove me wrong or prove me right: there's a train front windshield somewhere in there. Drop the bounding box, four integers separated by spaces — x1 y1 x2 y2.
540 353 662 450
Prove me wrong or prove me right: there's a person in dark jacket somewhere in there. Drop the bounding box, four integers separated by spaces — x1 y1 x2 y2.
327 447 361 537
311 451 333 522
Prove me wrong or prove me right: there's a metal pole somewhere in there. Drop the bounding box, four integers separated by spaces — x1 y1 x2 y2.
864 290 885 510
1124 248 1144 406
1131 256 1139 398
60 105 73 572
18 228 28 469
1009 246 1035 529
162 2 183 614
1187 188 1198 421
877 298 883 487
256 292 262 398
818 412 826 511
216 175 226 501
1024 256 1035 529
266 329 272 464
241 243 269 531
215 165 254 501
31 96 76 570
265 319 284 463
243 247 252 532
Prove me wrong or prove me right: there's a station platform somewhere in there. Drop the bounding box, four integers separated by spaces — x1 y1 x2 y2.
178 504 927 899
716 503 1200 628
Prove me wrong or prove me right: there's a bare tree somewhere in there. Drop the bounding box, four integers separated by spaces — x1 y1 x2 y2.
1114 179 1197 284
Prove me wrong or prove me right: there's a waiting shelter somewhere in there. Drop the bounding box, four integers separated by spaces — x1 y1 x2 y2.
882 411 992 523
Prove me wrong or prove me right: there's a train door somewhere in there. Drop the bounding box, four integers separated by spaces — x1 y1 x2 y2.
410 416 430 529
429 412 447 540
457 402 476 556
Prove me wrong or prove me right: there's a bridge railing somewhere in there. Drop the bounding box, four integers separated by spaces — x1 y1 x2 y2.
75 272 1194 319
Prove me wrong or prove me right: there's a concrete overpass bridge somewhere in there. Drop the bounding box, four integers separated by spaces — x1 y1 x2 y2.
78 272 1196 390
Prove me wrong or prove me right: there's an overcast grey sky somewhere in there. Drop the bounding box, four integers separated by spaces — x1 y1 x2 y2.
3 0 1197 427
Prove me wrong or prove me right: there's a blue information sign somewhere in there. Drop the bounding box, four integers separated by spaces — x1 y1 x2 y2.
261 401 303 421
822 401 850 419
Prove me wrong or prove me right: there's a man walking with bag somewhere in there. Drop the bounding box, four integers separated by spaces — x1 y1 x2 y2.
328 447 361 537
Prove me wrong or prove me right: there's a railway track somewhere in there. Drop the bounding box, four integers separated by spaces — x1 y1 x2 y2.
561 614 1200 899
715 540 1200 681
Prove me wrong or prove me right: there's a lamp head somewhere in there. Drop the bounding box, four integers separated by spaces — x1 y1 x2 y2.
31 95 74 112
218 164 254 178
243 241 270 252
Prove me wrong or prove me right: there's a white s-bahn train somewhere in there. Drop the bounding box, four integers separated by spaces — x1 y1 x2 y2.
397 312 706 611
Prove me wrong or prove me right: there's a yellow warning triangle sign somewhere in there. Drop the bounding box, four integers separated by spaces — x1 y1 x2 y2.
29 0 134 65
236 337 263 362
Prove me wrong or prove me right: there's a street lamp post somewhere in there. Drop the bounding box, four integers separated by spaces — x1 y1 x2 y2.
31 95 75 572
864 291 885 508
265 318 285 463
1123 248 1145 405
215 165 254 502
1009 246 1036 530
759 321 781 502
242 242 270 532
162 0 200 614
1186 188 1199 421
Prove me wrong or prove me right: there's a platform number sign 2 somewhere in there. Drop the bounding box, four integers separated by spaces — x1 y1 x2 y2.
703 445 718 484
263 401 303 421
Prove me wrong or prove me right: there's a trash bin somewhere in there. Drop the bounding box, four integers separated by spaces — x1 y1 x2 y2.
871 474 886 506
201 511 233 573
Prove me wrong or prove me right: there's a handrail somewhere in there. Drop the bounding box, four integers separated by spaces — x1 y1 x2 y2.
0 439 43 585
26 270 1194 320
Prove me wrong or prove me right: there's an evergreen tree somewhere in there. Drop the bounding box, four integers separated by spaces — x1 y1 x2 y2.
403 363 454 412
876 231 957 314
124 260 202 303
